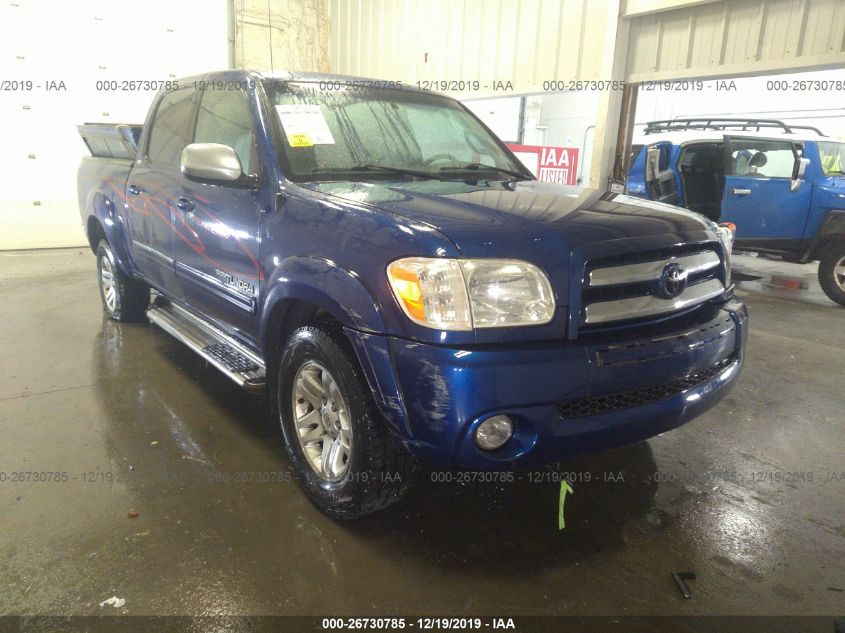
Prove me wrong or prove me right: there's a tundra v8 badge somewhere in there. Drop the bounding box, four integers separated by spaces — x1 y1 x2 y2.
215 269 254 296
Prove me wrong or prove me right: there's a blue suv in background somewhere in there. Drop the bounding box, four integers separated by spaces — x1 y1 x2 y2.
627 118 845 305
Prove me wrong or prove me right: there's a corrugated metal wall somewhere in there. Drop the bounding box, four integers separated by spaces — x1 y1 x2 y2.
327 0 616 95
626 0 845 82
329 0 845 88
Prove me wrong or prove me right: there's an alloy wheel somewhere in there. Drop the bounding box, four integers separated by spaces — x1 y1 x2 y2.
100 256 117 313
292 361 353 481
834 255 845 291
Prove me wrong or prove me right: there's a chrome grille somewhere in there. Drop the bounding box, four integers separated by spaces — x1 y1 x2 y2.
582 248 724 326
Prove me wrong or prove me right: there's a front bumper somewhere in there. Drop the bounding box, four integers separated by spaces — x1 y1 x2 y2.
348 299 747 469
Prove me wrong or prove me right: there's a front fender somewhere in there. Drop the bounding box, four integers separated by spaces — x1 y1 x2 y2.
260 255 387 350
260 256 414 439
808 207 845 259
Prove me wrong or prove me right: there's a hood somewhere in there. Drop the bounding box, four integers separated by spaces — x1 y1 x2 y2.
819 175 845 189
304 179 715 262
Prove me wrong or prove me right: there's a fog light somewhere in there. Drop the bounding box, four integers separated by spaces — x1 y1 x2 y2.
474 415 513 450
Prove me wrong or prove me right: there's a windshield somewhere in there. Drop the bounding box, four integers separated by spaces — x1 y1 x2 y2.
818 141 845 175
263 80 530 182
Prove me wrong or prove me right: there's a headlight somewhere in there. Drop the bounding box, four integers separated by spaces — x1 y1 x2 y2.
385 258 471 330
461 260 556 327
715 222 735 256
714 222 736 287
387 257 555 330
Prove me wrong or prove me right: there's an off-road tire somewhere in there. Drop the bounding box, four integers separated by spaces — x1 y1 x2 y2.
818 242 845 306
277 325 419 519
96 240 149 321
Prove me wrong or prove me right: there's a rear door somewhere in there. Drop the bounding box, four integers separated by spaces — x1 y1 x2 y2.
643 141 678 205
126 86 196 294
721 136 811 240
172 84 264 342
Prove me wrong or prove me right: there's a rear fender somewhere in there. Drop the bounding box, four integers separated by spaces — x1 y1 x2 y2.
85 185 134 274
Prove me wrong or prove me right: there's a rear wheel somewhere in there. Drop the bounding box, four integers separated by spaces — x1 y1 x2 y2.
818 242 845 306
96 240 149 321
277 324 419 519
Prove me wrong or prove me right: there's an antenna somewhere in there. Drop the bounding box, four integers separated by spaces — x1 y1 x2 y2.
267 0 274 72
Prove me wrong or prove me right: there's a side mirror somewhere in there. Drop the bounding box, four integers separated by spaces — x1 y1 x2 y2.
790 157 810 191
181 143 244 185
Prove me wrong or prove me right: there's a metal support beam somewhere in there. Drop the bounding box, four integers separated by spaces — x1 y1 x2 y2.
587 0 631 190
612 82 639 184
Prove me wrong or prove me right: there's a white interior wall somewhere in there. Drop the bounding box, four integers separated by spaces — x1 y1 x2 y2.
463 97 522 143
463 91 601 185
0 0 230 250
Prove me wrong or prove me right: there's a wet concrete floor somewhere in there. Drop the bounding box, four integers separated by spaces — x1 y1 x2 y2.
1 249 843 617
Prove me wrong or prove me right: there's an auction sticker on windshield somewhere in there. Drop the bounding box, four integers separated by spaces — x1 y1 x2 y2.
275 104 335 146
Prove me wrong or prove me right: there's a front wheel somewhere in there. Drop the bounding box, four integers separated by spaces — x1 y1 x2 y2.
96 240 149 321
277 325 419 519
818 242 845 306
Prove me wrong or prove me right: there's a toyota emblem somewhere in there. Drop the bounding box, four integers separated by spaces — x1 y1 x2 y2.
657 262 688 299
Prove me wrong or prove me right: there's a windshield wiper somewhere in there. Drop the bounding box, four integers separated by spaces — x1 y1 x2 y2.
439 163 529 179
314 164 437 179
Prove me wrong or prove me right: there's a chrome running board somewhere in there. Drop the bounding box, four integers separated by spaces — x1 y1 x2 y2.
146 302 265 393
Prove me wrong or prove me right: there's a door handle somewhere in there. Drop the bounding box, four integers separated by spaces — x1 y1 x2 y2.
730 188 752 196
128 184 141 195
176 196 195 212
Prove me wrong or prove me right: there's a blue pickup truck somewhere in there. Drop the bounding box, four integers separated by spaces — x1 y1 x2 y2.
78 70 746 518
627 118 845 304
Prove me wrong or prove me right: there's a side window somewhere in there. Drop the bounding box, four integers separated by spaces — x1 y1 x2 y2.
629 144 643 166
728 139 796 178
147 88 195 167
193 88 256 175
818 141 845 175
657 145 670 171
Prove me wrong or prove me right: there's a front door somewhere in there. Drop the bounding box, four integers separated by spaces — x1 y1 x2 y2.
721 135 812 240
173 85 264 343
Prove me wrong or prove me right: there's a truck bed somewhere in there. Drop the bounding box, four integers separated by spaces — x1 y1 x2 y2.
76 123 141 239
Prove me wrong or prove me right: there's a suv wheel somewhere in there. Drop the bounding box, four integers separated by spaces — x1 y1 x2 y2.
277 325 418 519
818 242 845 306
96 240 149 321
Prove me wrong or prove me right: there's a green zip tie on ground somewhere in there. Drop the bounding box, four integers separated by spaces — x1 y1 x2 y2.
558 480 574 530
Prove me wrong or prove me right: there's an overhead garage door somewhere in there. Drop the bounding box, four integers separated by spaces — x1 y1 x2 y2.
0 0 230 249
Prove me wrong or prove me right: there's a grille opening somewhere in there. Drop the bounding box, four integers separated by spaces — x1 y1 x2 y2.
556 354 735 419
586 242 721 270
